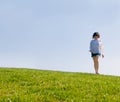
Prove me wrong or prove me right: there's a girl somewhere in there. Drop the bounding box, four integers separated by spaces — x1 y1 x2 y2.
90 32 104 74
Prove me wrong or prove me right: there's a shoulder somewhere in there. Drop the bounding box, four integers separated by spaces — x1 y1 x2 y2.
98 39 102 43
90 39 94 42
90 39 95 43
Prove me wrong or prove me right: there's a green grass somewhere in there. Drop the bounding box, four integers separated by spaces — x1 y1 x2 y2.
0 68 120 102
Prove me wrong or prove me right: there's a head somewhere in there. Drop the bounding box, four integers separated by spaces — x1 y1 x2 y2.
92 32 100 39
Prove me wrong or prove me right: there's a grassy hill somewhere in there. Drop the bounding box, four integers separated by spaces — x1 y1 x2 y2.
0 68 120 102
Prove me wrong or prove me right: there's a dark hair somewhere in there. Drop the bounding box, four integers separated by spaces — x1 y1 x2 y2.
93 32 100 38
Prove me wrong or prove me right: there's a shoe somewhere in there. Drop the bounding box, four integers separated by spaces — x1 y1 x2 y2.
96 72 100 74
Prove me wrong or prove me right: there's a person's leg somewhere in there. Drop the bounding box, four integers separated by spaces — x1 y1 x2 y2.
92 55 99 74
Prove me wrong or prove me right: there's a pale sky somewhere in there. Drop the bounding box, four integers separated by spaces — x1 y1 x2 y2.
0 0 120 76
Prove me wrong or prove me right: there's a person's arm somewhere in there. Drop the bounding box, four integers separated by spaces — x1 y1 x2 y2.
89 40 93 53
100 40 104 58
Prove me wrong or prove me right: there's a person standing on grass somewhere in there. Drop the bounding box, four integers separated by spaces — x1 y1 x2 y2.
90 32 104 74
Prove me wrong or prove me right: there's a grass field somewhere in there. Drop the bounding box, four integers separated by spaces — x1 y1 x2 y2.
0 68 120 102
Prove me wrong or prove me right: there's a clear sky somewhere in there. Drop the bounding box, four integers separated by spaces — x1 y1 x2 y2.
0 0 120 76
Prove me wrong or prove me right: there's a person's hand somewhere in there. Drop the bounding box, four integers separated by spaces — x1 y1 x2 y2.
102 54 104 58
89 50 92 52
